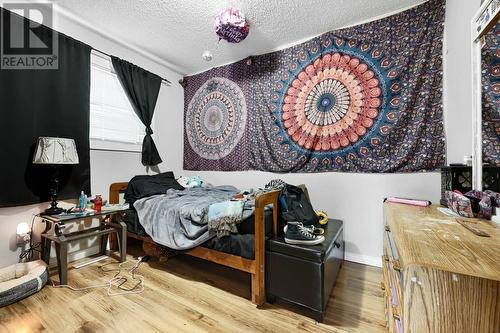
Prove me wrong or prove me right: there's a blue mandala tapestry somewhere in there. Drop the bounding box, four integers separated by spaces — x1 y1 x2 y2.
183 0 445 173
482 23 500 166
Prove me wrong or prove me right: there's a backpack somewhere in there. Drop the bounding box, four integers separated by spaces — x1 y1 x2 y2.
279 184 319 225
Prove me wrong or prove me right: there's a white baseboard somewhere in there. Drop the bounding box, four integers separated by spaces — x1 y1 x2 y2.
344 252 382 267
47 245 101 267
46 247 382 269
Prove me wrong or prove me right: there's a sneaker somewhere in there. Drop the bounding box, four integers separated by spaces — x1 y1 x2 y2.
283 224 324 235
283 223 313 233
284 222 325 245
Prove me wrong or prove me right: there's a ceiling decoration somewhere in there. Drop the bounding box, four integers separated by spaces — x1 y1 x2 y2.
214 7 249 44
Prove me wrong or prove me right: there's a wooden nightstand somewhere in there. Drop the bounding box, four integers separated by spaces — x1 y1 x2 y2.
40 209 128 285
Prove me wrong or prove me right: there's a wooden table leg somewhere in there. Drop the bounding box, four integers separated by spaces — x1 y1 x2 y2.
109 233 118 251
118 221 127 262
40 234 51 264
40 218 52 264
99 217 109 256
100 235 109 255
54 241 68 285
109 214 119 251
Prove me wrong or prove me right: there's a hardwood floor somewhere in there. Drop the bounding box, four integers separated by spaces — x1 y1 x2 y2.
0 248 387 333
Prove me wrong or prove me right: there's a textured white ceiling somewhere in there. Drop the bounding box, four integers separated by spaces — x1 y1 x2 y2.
53 0 425 75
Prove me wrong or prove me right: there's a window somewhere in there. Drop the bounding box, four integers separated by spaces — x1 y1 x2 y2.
90 52 145 151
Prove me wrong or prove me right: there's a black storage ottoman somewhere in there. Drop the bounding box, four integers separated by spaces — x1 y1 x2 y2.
265 219 344 322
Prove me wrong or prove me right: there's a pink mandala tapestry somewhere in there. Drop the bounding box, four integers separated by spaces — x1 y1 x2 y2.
183 0 445 173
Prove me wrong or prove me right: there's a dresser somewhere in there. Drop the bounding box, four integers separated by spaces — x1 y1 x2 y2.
383 203 500 333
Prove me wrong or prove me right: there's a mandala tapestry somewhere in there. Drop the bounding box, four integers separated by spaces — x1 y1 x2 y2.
186 77 247 160
482 23 500 165
184 0 445 172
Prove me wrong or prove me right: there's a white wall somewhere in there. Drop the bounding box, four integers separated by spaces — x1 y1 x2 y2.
181 171 441 266
0 0 480 268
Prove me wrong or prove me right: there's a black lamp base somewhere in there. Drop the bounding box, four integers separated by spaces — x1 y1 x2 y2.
40 175 65 216
40 206 64 216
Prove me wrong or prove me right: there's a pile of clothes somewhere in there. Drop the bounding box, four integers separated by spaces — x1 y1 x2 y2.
445 189 500 219
206 179 288 238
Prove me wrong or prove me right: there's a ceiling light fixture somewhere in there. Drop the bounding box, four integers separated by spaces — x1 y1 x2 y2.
202 50 213 62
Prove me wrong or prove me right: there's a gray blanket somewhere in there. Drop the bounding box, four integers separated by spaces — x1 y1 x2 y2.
133 185 255 250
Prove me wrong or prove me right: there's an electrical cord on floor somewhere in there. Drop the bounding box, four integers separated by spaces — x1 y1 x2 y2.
51 256 149 296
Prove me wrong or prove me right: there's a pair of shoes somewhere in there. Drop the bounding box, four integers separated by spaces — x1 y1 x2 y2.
284 222 325 245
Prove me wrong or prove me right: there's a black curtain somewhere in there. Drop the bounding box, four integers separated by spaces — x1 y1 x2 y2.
111 56 162 166
0 8 91 207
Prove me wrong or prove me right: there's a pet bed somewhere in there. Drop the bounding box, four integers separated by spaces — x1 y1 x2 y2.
0 260 48 307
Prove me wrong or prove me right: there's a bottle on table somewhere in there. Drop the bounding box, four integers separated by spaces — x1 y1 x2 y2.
79 191 87 212
94 195 103 213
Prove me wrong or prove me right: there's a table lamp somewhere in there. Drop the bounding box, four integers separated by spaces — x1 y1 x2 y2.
32 137 79 215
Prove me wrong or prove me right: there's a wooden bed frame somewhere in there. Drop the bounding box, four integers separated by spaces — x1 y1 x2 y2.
109 182 280 306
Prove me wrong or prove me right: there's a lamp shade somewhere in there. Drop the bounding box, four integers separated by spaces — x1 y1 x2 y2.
32 137 79 165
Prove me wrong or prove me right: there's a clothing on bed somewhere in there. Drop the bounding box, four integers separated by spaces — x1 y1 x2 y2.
120 207 275 259
133 185 255 250
121 209 147 237
177 176 203 188
202 234 256 260
207 200 244 238
124 172 184 204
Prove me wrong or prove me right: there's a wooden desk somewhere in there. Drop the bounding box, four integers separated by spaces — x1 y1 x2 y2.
383 203 500 333
40 210 128 285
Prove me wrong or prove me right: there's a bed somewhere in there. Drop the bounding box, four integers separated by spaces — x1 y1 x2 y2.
120 206 275 260
109 177 280 306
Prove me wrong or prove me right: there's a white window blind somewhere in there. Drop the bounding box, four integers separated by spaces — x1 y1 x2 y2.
90 53 145 151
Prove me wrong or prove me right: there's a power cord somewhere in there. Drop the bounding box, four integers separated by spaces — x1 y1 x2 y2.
19 214 41 262
51 256 149 296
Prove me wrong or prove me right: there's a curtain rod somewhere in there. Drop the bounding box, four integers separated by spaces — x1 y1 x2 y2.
92 49 172 86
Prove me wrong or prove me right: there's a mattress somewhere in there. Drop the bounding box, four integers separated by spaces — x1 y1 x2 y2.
120 208 274 260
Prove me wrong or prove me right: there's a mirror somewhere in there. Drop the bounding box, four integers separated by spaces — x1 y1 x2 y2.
481 21 500 191
472 0 500 190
